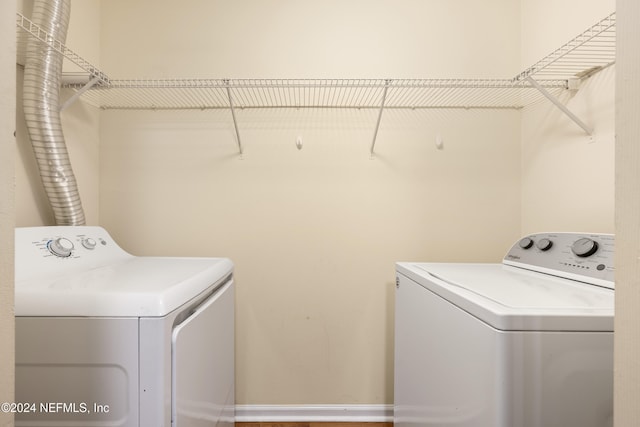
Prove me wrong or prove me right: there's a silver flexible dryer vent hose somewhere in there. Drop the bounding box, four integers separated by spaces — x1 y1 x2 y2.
23 0 86 226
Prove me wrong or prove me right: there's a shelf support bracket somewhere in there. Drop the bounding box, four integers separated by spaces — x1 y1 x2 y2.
224 79 244 156
59 75 101 112
526 76 593 136
370 79 391 157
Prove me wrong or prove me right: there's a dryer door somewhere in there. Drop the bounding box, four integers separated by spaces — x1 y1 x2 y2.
171 280 234 427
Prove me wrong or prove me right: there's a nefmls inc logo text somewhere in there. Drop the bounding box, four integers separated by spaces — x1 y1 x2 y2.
1 401 110 414
40 402 89 413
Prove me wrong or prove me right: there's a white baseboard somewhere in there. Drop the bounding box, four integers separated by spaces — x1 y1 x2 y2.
235 404 393 422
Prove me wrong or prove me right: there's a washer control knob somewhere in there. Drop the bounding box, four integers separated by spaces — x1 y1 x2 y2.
519 238 534 249
48 237 74 257
536 238 553 251
572 238 599 258
82 238 97 250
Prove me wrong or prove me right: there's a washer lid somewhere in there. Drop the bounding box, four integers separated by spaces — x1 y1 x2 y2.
15 257 233 317
396 262 614 331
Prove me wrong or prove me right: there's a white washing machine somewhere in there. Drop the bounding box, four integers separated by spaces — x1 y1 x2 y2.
14 226 235 427
395 232 614 427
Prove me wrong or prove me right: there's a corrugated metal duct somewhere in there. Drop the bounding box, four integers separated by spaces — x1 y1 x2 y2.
23 0 86 225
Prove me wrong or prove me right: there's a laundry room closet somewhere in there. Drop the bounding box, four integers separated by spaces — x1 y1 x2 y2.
12 0 618 421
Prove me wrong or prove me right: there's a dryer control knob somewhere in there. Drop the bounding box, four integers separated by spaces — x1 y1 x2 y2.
82 238 97 250
572 238 599 257
48 237 74 257
536 238 553 251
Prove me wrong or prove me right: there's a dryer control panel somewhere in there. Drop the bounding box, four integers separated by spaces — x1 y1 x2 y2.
15 226 133 283
503 232 614 289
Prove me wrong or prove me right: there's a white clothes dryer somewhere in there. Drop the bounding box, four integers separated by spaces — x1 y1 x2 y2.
14 226 235 427
395 232 614 427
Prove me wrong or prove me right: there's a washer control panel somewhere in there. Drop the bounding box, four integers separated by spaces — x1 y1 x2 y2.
504 232 614 288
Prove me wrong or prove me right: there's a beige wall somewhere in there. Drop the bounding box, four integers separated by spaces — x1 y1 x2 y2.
100 108 521 404
520 0 615 235
0 0 16 425
99 0 521 79
98 0 521 404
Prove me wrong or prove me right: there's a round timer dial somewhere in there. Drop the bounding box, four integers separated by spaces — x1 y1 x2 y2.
48 237 74 257
571 238 599 258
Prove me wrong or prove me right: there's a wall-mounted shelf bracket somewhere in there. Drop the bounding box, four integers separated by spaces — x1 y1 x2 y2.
224 79 244 157
60 75 101 111
526 76 593 136
370 79 391 157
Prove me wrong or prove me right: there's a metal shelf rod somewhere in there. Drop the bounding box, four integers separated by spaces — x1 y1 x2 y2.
526 76 593 136
60 75 100 111
225 80 243 156
370 80 390 157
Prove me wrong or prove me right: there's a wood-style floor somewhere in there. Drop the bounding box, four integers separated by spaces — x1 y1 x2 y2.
237 423 393 427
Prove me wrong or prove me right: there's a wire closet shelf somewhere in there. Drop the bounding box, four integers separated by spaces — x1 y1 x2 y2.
15 11 615 112
64 78 569 111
